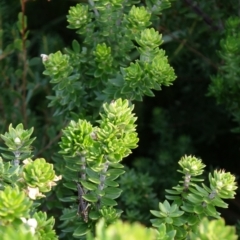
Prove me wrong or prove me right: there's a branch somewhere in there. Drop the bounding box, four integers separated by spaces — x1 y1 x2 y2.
183 0 223 31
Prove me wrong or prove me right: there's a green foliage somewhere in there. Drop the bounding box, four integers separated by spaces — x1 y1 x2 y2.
1 0 240 239
89 219 158 240
42 1 176 118
33 211 57 240
58 98 138 237
0 123 35 164
23 158 57 194
191 217 238 240
130 107 194 208
0 186 32 223
0 124 59 239
118 168 158 224
151 155 238 239
0 225 37 240
208 17 240 127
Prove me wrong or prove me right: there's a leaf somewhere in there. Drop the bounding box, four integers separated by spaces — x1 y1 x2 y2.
81 180 97 191
68 73 80 81
109 162 124 168
61 226 76 233
193 204 204 214
100 196 117 206
60 209 77 220
169 211 184 218
63 181 77 191
187 193 203 204
89 210 101 220
1 152 14 160
59 196 76 202
88 176 101 184
206 204 217 217
195 185 209 196
57 80 67 91
94 69 103 78
86 168 99 179
186 214 199 226
150 218 164 228
72 39 80 53
107 169 125 178
159 200 170 213
104 179 119 187
165 195 181 201
104 187 122 199
165 189 179 195
181 203 194 213
212 197 228 208
83 192 98 202
73 223 89 237
150 210 161 218
144 88 155 97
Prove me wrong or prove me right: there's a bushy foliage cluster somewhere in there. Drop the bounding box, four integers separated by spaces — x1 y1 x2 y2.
0 0 240 239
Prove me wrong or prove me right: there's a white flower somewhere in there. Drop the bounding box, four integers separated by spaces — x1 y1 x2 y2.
40 54 49 62
27 218 38 229
21 217 38 234
14 137 21 145
27 186 44 199
23 158 33 165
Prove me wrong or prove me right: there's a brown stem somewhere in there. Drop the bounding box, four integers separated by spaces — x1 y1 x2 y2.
183 0 223 31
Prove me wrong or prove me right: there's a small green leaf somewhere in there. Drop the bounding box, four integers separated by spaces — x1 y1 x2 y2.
72 39 80 53
104 187 122 199
105 179 119 187
81 180 97 191
63 181 77 191
187 193 203 204
165 189 179 195
88 176 101 184
165 195 181 201
165 217 173 224
159 200 170 213
89 210 101 220
151 219 164 228
61 226 76 233
193 204 204 214
181 203 194 213
86 168 100 180
83 192 98 202
60 209 76 220
101 196 117 206
1 153 15 160
109 162 124 168
59 196 76 202
186 214 199 225
73 222 89 237
150 210 161 218
107 169 125 177
206 204 217 217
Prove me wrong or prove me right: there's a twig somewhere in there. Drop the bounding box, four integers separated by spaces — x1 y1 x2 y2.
159 26 219 70
183 0 223 31
76 182 89 222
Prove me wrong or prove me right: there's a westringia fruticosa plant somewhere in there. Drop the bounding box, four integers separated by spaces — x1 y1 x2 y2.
41 0 176 118
58 98 138 237
150 155 238 240
0 124 60 239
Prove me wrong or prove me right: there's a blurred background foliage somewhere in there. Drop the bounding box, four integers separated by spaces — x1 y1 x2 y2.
1 0 240 230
